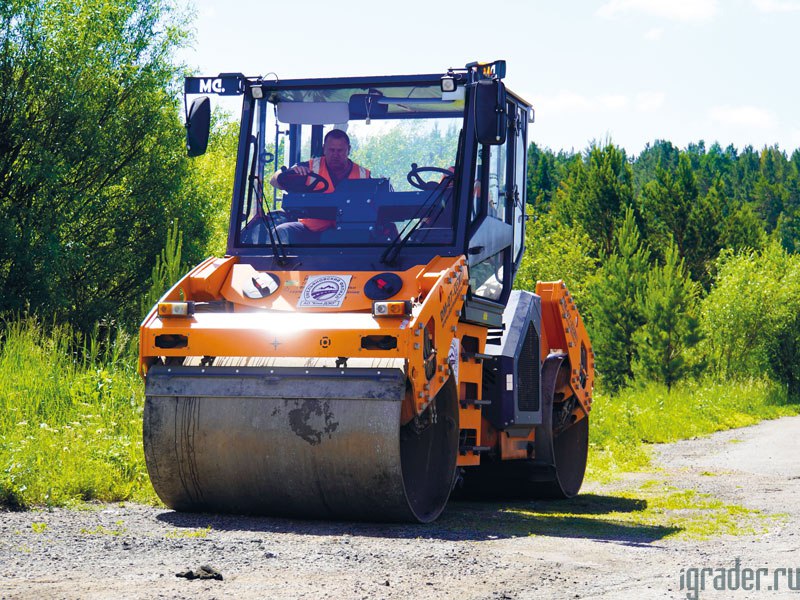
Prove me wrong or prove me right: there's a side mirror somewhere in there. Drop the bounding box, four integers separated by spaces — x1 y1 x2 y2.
186 96 211 157
474 80 507 146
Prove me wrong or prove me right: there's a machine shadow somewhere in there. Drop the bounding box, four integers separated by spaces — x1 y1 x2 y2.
156 493 679 545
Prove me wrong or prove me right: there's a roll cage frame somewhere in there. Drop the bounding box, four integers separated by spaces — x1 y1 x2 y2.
183 62 532 314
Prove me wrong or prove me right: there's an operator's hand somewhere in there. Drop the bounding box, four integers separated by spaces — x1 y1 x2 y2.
271 164 308 189
288 164 310 176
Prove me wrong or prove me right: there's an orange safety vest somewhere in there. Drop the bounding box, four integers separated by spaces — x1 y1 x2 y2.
301 157 371 232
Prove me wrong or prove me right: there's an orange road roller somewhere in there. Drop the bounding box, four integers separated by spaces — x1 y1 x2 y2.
139 61 594 522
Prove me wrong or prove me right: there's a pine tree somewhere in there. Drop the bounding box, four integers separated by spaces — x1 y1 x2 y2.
632 243 701 389
586 207 649 392
553 143 634 256
685 181 724 287
754 146 790 231
776 209 800 254
640 154 697 258
720 203 767 251
632 139 680 196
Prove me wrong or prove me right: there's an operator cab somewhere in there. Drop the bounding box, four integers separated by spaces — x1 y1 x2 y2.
184 61 533 314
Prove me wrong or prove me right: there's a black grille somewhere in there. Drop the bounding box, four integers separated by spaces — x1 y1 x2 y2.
517 323 540 412
482 362 497 388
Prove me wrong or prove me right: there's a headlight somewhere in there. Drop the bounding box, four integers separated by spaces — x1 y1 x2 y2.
372 301 411 317
158 301 195 318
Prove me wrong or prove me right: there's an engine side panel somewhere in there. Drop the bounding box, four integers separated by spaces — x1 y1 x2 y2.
482 290 542 431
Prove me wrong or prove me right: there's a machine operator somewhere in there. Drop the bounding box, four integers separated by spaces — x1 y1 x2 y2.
270 129 370 243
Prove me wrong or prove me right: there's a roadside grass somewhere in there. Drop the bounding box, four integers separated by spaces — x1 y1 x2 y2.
586 377 800 481
0 318 157 509
1 316 799 512
80 521 128 536
165 525 212 539
30 522 47 533
448 477 779 542
495 481 773 541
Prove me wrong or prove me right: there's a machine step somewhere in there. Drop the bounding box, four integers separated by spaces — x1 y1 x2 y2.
460 398 491 408
459 445 491 456
462 351 494 361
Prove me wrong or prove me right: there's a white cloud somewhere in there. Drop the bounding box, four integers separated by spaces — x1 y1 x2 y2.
708 105 776 128
644 27 664 40
635 91 665 112
597 0 719 21
753 0 800 11
600 95 630 110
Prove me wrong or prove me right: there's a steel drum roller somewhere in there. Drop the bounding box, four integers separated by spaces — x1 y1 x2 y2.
143 365 459 523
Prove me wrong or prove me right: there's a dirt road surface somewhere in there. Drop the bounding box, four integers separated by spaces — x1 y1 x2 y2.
2 415 799 600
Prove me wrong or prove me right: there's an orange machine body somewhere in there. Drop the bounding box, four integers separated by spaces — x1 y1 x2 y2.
140 255 592 469
140 254 493 467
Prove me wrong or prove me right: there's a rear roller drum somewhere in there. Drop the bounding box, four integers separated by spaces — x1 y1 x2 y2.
453 355 589 500
527 355 589 498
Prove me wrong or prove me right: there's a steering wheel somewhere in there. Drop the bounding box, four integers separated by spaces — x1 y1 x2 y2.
277 167 330 193
407 163 453 190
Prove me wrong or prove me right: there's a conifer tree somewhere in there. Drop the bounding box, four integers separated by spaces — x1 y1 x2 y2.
552 143 634 256
587 207 650 392
640 154 697 257
720 203 767 251
632 243 701 389
685 181 724 287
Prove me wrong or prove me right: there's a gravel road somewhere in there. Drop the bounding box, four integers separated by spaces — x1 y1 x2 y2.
2 415 800 600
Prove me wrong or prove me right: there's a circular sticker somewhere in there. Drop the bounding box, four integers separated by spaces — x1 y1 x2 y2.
298 275 351 307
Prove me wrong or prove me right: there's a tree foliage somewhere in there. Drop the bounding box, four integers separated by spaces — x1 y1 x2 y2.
632 243 701 389
700 241 800 396
586 207 650 392
551 143 634 257
177 111 240 257
138 219 183 319
4 0 800 401
514 209 598 310
640 154 697 259
0 0 209 328
349 122 459 191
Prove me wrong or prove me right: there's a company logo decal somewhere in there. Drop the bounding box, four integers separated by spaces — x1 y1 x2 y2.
199 78 226 94
298 275 351 308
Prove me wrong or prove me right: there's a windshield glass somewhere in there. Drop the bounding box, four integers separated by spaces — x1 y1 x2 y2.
237 82 464 249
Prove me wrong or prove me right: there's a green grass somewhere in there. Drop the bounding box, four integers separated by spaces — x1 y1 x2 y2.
0 318 156 509
499 480 773 541
1 317 798 511
586 378 800 480
30 522 47 533
446 478 774 542
80 521 128 536
165 525 212 539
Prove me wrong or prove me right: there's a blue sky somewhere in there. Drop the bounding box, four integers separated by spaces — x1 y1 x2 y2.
178 0 800 156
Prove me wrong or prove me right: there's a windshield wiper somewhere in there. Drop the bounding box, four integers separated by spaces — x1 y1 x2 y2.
241 132 290 265
380 175 452 266
253 175 289 266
